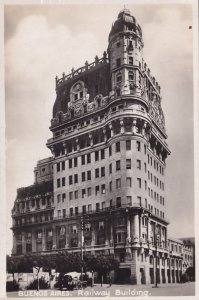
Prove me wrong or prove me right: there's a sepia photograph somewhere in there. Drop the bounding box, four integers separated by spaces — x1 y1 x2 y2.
3 0 198 298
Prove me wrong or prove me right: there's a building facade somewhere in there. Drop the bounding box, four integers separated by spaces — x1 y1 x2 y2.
11 9 194 285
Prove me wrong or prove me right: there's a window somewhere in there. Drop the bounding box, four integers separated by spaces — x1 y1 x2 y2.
63 209 66 218
116 160 121 171
116 178 121 189
69 175 73 185
57 179 60 188
129 56 133 65
74 174 78 184
116 58 121 67
101 167 105 177
145 198 147 209
81 155 85 165
82 172 86 182
126 159 131 169
70 208 73 216
127 196 132 205
57 194 61 203
69 192 73 200
144 144 147 155
127 177 132 187
87 153 91 163
95 151 99 161
110 199 113 207
109 163 112 174
62 193 66 202
137 196 141 205
128 71 134 81
57 163 60 172
101 149 105 159
82 189 86 198
101 184 106 194
126 140 131 150
82 205 86 214
137 160 141 169
98 221 105 230
95 186 100 195
109 146 112 156
145 180 147 190
144 163 147 173
62 177 65 186
96 203 100 212
87 187 92 196
116 72 122 82
74 157 78 167
75 190 78 199
87 170 91 180
62 161 65 171
88 204 92 212
69 159 72 169
116 197 121 207
137 178 141 188
136 141 141 151
109 181 112 192
75 207 78 215
116 142 120 152
95 168 99 178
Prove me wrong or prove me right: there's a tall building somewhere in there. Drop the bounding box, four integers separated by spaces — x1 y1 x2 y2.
11 9 193 284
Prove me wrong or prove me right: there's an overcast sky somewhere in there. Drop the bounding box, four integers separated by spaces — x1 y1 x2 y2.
5 2 194 254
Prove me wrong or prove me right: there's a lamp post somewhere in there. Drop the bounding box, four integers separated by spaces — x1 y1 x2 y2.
153 233 160 288
81 216 84 282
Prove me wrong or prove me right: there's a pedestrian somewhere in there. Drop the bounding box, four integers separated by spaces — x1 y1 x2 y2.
107 274 112 287
101 275 103 287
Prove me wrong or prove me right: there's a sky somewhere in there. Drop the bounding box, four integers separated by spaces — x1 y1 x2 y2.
4 2 194 254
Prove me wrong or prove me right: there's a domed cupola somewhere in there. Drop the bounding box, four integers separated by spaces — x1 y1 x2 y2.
109 8 142 43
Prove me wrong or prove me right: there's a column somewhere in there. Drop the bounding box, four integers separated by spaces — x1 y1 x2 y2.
62 142 67 155
22 232 26 254
50 146 55 157
119 118 124 134
147 220 150 244
75 138 80 151
127 214 131 240
108 122 113 137
145 255 150 284
103 128 107 142
32 230 36 252
42 228 46 251
52 225 57 250
130 249 138 284
159 254 162 284
89 133 93 147
133 214 139 244
12 233 17 254
132 118 137 134
142 121 147 137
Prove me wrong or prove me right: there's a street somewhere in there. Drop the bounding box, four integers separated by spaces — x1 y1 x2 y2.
7 282 195 297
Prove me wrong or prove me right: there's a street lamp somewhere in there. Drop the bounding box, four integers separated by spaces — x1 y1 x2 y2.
80 215 90 282
153 233 160 288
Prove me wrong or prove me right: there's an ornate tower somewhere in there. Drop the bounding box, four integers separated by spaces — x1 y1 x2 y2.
108 8 144 96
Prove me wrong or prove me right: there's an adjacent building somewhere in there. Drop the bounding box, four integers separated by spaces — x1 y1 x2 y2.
11 8 194 285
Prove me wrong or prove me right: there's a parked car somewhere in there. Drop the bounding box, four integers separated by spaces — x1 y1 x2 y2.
58 272 88 290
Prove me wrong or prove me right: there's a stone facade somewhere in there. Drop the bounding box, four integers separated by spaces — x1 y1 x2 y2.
11 9 194 285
